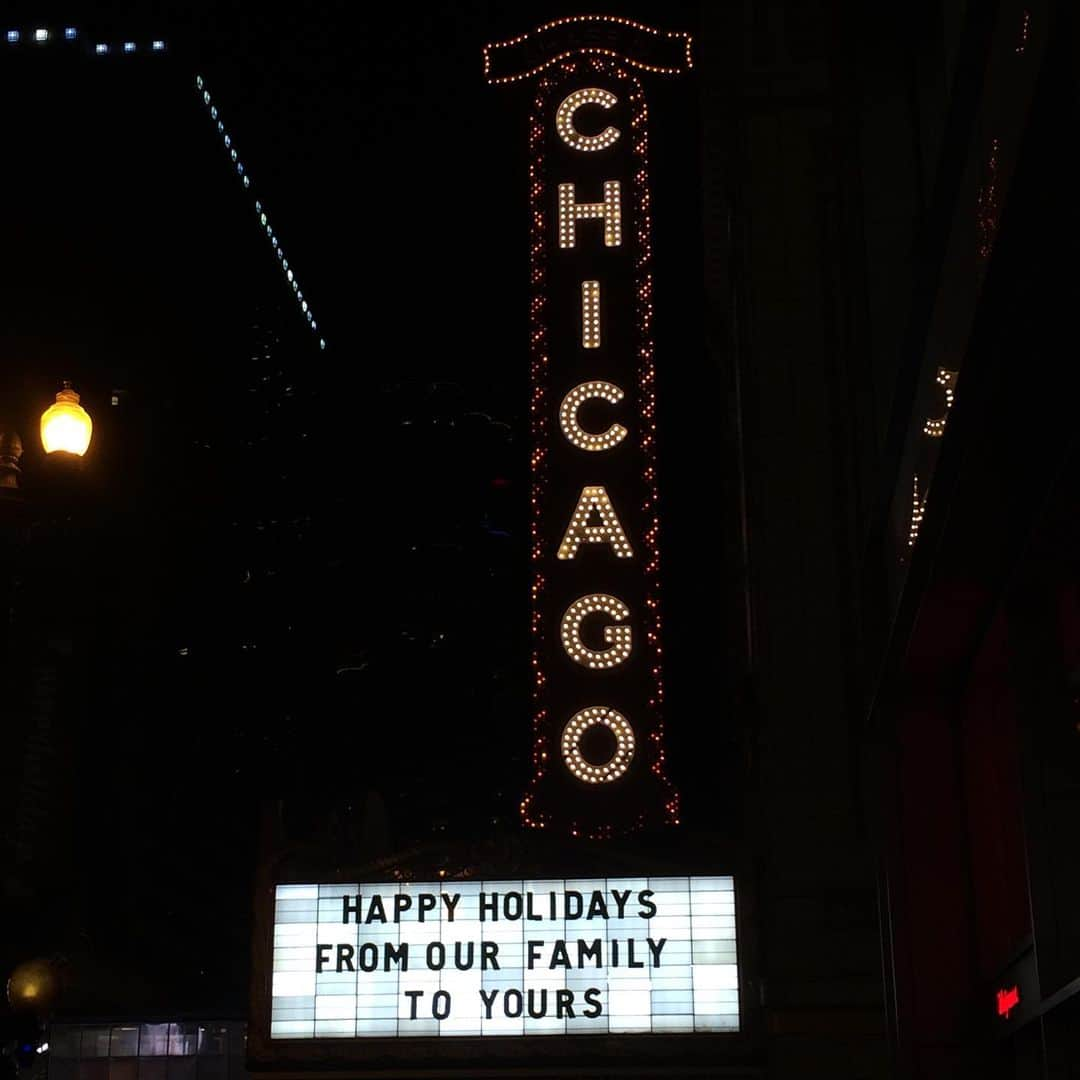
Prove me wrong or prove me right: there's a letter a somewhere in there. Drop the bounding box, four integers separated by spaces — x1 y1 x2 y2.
557 485 633 560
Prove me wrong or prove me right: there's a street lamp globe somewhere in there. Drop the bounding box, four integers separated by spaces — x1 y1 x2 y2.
40 382 92 456
6 958 60 1013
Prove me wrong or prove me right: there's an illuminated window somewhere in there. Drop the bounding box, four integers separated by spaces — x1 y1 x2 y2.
138 1025 168 1057
94 42 108 54
581 280 601 348
561 706 636 783
168 1024 198 1056
64 28 77 40
557 485 633 559
34 28 49 44
152 39 165 51
123 41 135 53
558 181 622 248
555 88 620 152
558 381 627 452
560 593 632 669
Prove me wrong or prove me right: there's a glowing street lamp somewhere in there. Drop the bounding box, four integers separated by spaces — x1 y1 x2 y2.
40 381 92 456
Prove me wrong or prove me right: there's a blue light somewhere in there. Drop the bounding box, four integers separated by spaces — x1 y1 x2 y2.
152 39 165 51
5 30 18 43
242 176 250 188
195 75 203 89
223 135 230 147
95 42 108 54
122 40 135 52
64 27 77 40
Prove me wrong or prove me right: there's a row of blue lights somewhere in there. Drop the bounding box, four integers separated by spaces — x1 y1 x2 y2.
196 75 325 349
4 27 166 52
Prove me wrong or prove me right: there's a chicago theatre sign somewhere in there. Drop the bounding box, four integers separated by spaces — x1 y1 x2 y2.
485 15 692 839
250 17 740 1066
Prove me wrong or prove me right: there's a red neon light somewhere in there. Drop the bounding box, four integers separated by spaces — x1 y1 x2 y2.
996 985 1020 1018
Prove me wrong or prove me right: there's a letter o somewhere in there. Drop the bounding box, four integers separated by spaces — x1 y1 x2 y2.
426 942 445 970
561 706 636 783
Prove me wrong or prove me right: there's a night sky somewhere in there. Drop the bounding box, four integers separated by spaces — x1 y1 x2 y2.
0 2 732 1020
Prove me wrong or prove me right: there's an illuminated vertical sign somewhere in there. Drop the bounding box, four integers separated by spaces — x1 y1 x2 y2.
485 17 693 838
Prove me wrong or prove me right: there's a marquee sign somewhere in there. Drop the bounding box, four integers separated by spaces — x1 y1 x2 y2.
270 877 738 1038
486 16 693 838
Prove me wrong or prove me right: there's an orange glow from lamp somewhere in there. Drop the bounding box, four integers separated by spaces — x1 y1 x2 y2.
40 381 92 456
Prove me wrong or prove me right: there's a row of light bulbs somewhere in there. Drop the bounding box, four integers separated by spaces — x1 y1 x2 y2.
483 14 693 85
196 75 325 351
3 27 166 52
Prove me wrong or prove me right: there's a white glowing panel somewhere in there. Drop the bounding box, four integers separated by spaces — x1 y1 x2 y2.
271 877 738 1039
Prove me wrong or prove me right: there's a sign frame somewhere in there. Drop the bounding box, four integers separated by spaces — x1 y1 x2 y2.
248 864 750 1074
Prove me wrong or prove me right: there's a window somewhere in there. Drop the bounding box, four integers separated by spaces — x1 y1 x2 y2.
139 1025 169 1057
168 1024 198 1056
109 1027 138 1057
49 1026 81 1059
196 1027 226 1056
80 1028 109 1058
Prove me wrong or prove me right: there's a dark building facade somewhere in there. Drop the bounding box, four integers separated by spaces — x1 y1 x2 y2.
698 0 1078 1075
